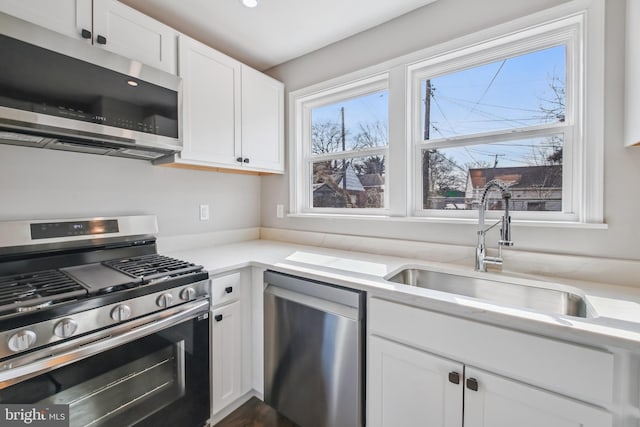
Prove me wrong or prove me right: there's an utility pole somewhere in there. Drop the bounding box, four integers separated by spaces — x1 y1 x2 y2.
491 153 505 168
424 80 431 140
423 80 432 207
341 107 346 191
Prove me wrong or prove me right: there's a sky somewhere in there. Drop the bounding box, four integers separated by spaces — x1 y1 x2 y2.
309 44 566 170
311 90 389 150
425 44 566 139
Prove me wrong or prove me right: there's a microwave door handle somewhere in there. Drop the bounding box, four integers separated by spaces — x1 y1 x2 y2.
0 299 209 388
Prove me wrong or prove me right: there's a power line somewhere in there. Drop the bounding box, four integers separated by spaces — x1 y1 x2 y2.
437 95 543 113
431 91 458 136
465 59 507 119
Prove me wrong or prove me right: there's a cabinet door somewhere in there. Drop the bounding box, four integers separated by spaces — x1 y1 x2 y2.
92 0 177 74
0 0 91 42
178 35 241 166
240 65 284 173
368 336 463 427
211 300 243 414
464 367 612 427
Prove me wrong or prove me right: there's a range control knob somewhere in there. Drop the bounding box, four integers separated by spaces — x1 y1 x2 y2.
111 305 132 322
8 330 37 352
180 287 196 301
53 318 78 338
157 293 174 308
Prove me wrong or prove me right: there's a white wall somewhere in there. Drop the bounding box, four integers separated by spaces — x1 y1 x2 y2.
0 144 261 237
261 0 640 261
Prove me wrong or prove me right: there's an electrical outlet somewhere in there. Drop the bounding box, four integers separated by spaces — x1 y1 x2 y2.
276 204 284 219
199 204 210 221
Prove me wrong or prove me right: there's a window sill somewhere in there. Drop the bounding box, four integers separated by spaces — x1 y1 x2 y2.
286 213 609 230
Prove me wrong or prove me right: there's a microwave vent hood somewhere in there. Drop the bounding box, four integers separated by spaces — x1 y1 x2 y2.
0 12 182 161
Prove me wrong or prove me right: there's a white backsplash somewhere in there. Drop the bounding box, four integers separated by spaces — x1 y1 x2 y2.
260 227 640 288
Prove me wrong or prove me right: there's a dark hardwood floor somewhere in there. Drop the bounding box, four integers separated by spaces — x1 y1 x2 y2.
214 397 299 427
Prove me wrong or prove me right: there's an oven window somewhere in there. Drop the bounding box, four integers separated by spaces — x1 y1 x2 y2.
0 316 209 427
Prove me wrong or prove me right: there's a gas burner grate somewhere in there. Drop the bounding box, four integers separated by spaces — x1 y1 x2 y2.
104 254 203 282
0 270 87 312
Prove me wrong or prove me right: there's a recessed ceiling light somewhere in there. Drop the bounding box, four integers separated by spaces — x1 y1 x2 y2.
241 0 258 8
127 80 139 87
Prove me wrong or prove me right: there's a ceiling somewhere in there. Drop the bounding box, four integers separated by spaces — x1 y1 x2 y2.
119 0 439 71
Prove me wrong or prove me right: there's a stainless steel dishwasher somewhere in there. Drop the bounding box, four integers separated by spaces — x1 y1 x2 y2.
264 270 365 427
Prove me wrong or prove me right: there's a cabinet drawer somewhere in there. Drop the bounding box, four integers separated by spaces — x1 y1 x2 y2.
369 297 614 405
211 272 241 307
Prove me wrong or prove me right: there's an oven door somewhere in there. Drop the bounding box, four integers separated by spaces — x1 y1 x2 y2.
0 300 210 427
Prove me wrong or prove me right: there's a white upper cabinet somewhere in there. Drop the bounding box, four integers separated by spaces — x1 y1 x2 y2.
0 0 177 74
176 34 284 174
178 35 241 166
240 65 284 173
1 0 284 172
92 0 177 74
625 0 640 147
0 0 91 41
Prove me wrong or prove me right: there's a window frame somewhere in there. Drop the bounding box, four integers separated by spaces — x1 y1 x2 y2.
289 0 604 226
293 73 391 215
408 15 583 222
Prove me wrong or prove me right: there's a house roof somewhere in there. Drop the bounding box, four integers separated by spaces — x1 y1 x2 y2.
468 165 562 190
334 164 365 192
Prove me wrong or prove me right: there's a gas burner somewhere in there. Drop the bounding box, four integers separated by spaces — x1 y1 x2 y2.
0 270 87 315
104 254 203 282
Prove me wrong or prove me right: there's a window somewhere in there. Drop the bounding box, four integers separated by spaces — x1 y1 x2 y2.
295 75 389 213
290 2 603 225
410 17 582 221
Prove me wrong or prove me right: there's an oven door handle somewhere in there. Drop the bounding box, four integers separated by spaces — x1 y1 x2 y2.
0 299 210 388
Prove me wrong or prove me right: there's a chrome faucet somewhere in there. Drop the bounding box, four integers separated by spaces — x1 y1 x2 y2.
475 179 514 272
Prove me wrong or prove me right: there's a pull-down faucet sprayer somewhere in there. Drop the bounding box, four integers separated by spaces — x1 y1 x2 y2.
475 179 514 272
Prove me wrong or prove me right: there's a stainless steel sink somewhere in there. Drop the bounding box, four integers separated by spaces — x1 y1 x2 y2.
385 268 588 317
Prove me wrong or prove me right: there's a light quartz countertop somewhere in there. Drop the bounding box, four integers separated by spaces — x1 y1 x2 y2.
166 239 640 351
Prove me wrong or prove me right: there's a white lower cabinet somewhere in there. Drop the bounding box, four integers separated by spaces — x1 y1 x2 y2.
369 335 612 427
368 297 614 427
210 270 252 418
464 366 612 427
211 300 242 413
368 336 463 427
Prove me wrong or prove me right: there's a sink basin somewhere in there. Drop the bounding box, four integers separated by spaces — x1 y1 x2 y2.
385 268 588 318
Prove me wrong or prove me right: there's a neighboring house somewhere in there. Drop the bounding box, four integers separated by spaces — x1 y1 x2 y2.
360 173 385 208
465 165 562 211
313 164 385 208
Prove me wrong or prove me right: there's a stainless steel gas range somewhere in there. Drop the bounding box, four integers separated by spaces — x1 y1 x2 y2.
0 215 211 427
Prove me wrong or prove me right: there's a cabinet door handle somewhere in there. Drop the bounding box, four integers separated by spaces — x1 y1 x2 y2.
214 314 223 322
243 158 250 164
448 371 460 384
466 377 479 391
225 286 233 294
96 35 107 45
81 29 92 39
236 157 243 163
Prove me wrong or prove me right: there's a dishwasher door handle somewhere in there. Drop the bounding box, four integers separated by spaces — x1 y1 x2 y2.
264 284 359 320
264 270 361 307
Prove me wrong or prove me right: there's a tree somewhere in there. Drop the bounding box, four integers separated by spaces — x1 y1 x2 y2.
351 121 387 176
354 121 388 150
311 120 343 155
423 149 466 208
538 74 565 165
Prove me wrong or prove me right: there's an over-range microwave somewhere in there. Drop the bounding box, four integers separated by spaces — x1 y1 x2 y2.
0 12 182 161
